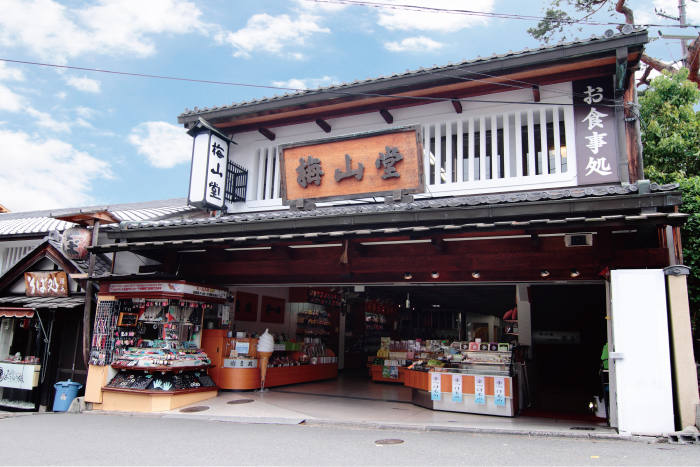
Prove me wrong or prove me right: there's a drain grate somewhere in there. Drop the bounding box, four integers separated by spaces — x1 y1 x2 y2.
570 427 596 431
227 399 255 405
375 439 404 445
391 407 409 410
179 406 209 413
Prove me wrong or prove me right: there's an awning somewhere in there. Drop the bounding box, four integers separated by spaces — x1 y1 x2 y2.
0 308 35 318
0 296 85 309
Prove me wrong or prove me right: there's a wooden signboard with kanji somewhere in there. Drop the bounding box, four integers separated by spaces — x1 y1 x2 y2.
279 125 424 204
24 271 69 297
260 296 286 324
234 292 258 322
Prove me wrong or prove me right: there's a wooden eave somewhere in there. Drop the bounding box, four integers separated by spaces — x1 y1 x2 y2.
179 38 644 135
0 241 81 293
52 211 120 226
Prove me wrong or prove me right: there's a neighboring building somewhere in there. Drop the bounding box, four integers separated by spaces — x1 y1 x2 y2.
0 198 205 411
84 30 698 434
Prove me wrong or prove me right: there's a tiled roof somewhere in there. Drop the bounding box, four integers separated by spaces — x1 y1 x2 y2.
0 198 200 237
179 30 646 118
92 211 689 255
117 182 678 232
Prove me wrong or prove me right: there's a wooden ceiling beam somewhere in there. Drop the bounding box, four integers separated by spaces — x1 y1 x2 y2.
532 84 541 103
451 99 463 114
316 119 332 133
258 128 276 141
379 109 394 124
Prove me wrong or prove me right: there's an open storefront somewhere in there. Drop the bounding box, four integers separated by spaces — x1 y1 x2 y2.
85 279 226 412
84 29 699 434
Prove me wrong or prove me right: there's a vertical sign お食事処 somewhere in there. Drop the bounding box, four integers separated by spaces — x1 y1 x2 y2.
573 77 619 185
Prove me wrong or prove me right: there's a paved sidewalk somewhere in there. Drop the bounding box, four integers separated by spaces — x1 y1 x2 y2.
78 390 644 442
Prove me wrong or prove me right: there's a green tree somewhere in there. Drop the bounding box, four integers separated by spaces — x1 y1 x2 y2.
639 69 700 177
527 1 699 86
641 70 700 338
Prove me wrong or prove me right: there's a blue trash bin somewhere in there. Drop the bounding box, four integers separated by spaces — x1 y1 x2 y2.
53 380 83 412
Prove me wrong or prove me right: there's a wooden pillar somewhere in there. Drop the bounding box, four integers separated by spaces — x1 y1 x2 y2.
82 220 100 368
664 266 700 430
624 74 644 183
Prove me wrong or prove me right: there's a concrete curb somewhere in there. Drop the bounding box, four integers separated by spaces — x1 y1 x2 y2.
75 409 660 443
304 418 661 443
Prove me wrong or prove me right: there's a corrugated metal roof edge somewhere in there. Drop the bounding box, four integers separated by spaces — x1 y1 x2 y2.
0 197 194 221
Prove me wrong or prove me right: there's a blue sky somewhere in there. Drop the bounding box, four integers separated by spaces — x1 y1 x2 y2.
0 0 695 212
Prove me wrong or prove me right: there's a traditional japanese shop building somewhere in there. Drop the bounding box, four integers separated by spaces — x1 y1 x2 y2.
85 29 699 434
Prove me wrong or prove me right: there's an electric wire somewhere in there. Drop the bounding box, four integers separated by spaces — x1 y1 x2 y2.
304 0 700 29
0 57 626 109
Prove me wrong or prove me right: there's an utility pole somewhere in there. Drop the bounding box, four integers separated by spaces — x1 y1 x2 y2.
655 0 698 67
679 0 688 67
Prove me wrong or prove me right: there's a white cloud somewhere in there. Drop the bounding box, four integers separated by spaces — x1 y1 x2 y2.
272 75 334 90
384 36 443 52
376 0 495 32
128 121 192 169
0 84 25 112
0 0 209 64
65 75 101 93
25 107 72 133
216 13 330 58
294 0 348 12
55 91 67 99
75 106 99 119
0 129 112 211
0 62 24 82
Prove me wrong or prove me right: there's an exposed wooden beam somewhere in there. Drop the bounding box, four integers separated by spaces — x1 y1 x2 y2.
531 233 540 249
258 128 276 141
532 85 540 103
379 109 394 124
451 99 463 114
316 119 332 133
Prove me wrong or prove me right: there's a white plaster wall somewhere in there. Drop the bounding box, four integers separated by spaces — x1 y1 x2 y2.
223 82 576 213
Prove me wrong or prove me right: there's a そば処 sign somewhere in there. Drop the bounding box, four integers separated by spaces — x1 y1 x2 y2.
24 272 69 297
279 126 424 204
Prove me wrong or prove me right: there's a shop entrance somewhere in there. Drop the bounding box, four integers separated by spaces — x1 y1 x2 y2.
250 282 609 423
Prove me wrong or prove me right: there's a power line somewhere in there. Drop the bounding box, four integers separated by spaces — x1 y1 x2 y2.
304 0 700 28
0 57 623 109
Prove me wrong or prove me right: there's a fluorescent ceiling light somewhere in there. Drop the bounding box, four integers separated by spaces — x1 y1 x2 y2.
225 247 272 251
289 243 342 249
178 249 206 253
361 239 431 246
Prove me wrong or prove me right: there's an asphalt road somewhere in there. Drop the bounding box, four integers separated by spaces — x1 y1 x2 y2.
0 413 698 466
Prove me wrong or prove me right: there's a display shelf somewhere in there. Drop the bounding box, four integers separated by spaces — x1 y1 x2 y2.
503 319 518 323
111 364 214 373
505 333 519 336
102 386 216 396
